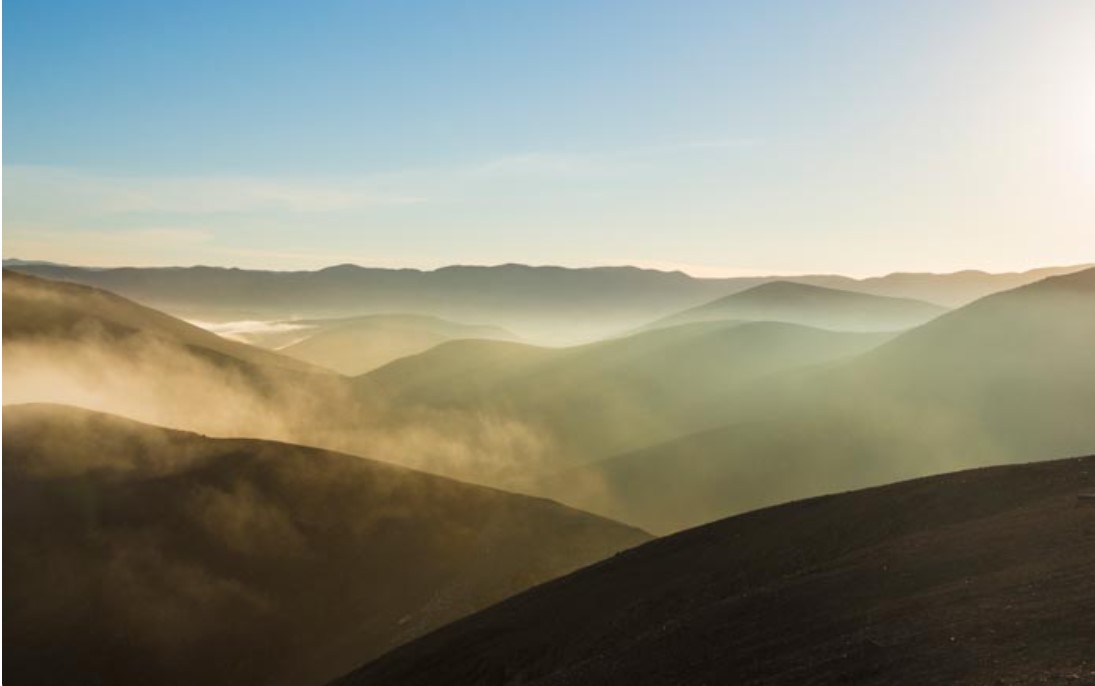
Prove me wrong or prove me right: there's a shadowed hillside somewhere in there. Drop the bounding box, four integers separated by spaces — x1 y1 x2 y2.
2 404 649 686
333 455 1095 686
567 268 1095 532
650 280 946 331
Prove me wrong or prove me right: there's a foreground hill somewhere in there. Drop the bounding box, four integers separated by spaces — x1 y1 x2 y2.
334 455 1095 686
650 280 946 331
274 314 517 375
8 262 1086 341
358 321 889 470
3 404 649 686
571 267 1095 531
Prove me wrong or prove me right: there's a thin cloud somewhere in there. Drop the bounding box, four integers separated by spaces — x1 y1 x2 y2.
3 165 428 215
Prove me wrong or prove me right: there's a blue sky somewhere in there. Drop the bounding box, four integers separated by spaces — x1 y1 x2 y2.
4 0 1094 275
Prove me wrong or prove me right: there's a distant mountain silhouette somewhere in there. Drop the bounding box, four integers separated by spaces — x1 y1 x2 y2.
333 455 1095 686
649 280 946 331
3 404 649 686
7 262 1088 341
847 264 1094 306
567 268 1095 531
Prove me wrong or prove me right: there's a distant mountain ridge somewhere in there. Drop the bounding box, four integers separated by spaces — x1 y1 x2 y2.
5 261 1088 341
649 280 946 331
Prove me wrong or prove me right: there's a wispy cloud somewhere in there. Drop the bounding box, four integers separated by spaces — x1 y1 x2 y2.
3 166 427 215
4 137 756 218
2 136 763 268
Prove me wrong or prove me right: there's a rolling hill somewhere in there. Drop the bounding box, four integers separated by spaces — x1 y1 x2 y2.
649 280 946 331
333 455 1095 686
273 314 517 375
357 320 891 472
2 404 649 686
565 267 1095 532
3 270 323 375
2 270 356 444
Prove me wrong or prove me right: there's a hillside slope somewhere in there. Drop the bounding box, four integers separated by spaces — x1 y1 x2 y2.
3 270 322 374
276 314 516 375
334 455 1095 686
3 271 355 443
651 280 946 331
571 268 1095 532
358 321 890 468
2 404 649 686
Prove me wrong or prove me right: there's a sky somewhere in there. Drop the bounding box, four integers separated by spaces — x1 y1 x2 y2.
3 0 1094 277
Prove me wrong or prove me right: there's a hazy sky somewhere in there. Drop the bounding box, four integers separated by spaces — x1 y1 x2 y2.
4 0 1094 276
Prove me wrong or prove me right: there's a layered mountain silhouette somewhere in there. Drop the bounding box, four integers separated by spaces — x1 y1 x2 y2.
358 321 890 468
272 314 517 375
648 280 946 331
3 404 649 686
4 259 1093 686
333 455 1095 686
6 261 1088 341
566 267 1095 531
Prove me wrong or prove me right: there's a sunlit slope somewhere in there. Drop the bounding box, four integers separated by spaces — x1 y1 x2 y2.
2 270 357 444
650 280 946 331
573 268 1095 532
334 455 1095 686
2 404 649 686
359 321 890 464
3 270 322 375
276 314 516 375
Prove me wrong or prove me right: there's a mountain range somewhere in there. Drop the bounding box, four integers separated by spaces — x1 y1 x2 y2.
4 260 1093 686
5 261 1088 342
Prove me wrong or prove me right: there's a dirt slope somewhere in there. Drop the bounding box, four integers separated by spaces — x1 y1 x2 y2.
335 455 1095 686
